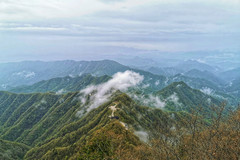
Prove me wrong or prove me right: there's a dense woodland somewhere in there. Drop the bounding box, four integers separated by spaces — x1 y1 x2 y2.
0 89 239 159
0 60 239 159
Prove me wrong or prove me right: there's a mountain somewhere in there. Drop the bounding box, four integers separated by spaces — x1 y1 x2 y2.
24 92 177 159
167 74 222 92
113 56 181 68
166 76 240 105
176 60 220 73
145 66 183 76
220 67 240 81
6 67 234 106
0 80 237 159
0 139 29 160
114 56 160 68
183 69 225 85
10 74 110 93
6 65 236 106
0 60 129 89
6 68 168 95
0 60 226 97
226 78 240 98
0 91 84 145
0 90 181 159
0 60 168 93
156 82 221 114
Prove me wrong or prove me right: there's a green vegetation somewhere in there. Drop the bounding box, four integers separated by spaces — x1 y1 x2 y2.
156 81 221 113
184 69 225 85
0 89 179 159
10 74 110 93
0 80 238 159
0 139 29 160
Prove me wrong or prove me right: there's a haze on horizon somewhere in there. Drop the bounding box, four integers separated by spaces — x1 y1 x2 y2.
0 0 240 63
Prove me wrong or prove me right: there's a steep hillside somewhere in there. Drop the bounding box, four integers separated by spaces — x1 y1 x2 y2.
166 75 239 106
10 74 110 93
156 82 221 114
24 93 178 159
0 90 182 159
0 82 236 159
0 91 82 146
0 139 29 160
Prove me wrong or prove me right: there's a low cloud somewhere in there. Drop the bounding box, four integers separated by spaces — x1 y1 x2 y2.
56 89 66 95
79 70 144 112
12 71 36 79
201 87 214 95
34 98 47 109
155 80 160 86
167 92 180 106
130 93 166 108
134 130 149 143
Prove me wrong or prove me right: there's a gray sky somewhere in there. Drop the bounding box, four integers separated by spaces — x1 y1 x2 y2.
0 0 240 62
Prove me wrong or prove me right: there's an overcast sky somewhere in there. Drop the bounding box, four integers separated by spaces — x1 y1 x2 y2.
0 0 240 62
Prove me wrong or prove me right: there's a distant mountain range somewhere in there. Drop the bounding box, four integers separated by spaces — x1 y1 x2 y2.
225 78 240 98
176 60 221 73
0 59 224 90
1 59 237 105
183 69 225 85
139 60 222 77
9 74 110 93
0 60 129 89
145 66 183 77
220 67 240 81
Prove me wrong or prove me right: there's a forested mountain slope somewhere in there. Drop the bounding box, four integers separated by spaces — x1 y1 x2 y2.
0 90 183 159
10 74 110 93
156 82 221 113
184 69 225 85
0 139 29 160
24 93 178 159
0 84 238 159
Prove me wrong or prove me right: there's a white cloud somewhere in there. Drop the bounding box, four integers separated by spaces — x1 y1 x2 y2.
56 89 65 95
12 71 36 79
79 70 144 112
167 92 181 106
130 93 166 108
134 130 149 143
201 87 214 95
40 98 47 104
